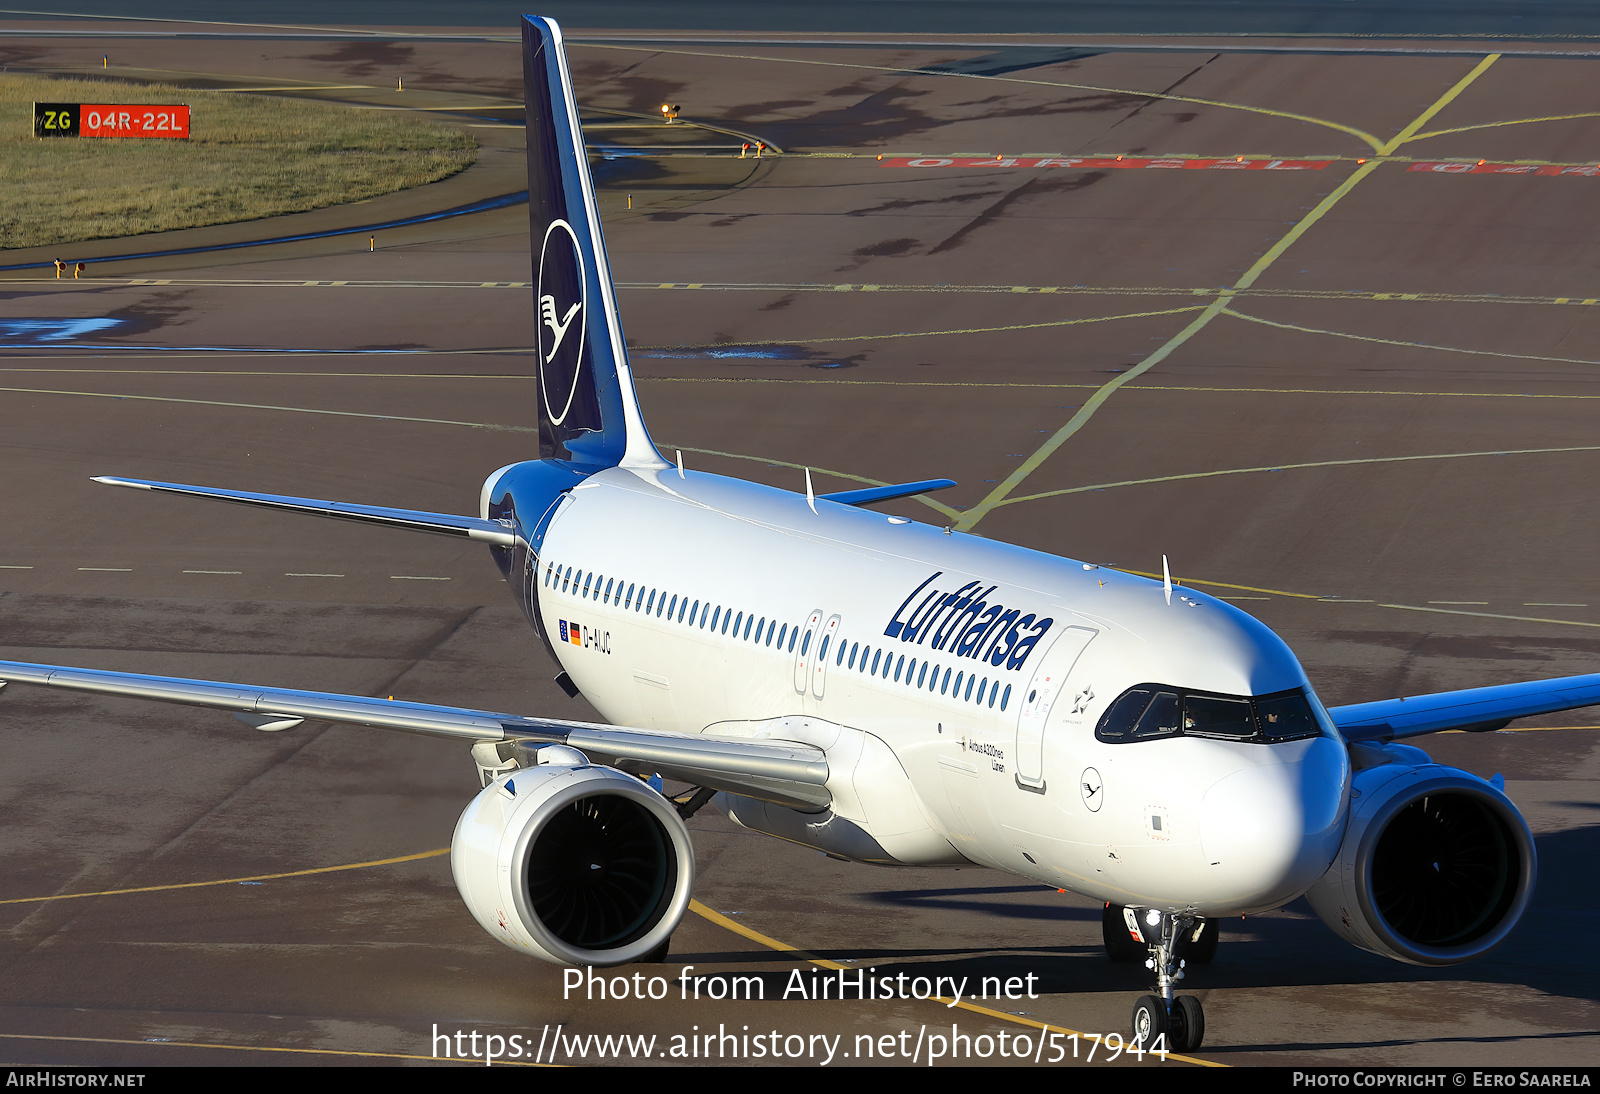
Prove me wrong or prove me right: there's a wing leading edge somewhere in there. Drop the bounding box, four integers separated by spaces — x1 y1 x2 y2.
1329 672 1600 742
0 659 829 808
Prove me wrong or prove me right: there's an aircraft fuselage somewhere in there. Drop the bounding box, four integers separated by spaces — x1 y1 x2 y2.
496 462 1351 917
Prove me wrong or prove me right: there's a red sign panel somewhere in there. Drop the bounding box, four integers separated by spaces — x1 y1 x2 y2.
1408 161 1600 176
880 156 1331 171
79 104 190 139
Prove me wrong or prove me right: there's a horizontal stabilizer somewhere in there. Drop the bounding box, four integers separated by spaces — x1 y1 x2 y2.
1330 672 1600 741
818 478 957 507
0 659 830 809
94 476 518 546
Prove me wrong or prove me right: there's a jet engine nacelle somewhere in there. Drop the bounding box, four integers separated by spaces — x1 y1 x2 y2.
1305 751 1535 966
452 757 694 966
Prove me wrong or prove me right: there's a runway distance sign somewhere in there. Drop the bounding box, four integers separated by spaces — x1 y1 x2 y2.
34 102 190 139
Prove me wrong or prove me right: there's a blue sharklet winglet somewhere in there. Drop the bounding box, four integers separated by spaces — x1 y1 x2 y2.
818 478 958 508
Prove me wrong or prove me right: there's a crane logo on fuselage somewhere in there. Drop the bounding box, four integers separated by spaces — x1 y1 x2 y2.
882 572 1053 671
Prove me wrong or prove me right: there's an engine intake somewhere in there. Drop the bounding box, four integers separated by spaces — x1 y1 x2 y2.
452 761 694 966
1305 757 1535 966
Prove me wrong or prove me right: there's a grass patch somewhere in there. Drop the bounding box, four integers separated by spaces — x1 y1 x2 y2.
1 75 478 250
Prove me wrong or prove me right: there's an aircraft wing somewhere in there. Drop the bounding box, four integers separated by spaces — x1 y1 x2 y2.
818 478 957 507
93 476 519 546
1329 672 1600 742
0 659 830 808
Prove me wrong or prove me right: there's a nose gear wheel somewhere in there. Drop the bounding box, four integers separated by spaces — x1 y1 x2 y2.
1126 910 1208 1053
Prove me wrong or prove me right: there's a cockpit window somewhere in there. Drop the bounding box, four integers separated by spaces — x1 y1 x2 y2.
1097 688 1152 742
1132 692 1180 740
1096 684 1322 745
1255 692 1320 740
1183 695 1255 738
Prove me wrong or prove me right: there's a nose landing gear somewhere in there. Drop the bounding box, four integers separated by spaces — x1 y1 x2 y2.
1121 908 1208 1053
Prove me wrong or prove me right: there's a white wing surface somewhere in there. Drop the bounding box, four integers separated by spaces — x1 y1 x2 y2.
0 659 829 808
94 476 518 545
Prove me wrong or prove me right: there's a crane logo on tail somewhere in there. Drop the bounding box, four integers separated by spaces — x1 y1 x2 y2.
537 218 587 426
541 295 580 363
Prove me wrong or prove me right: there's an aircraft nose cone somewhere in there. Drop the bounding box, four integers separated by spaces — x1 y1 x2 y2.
1199 744 1346 910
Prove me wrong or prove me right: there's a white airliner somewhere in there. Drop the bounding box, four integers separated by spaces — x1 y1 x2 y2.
3 16 1592 1053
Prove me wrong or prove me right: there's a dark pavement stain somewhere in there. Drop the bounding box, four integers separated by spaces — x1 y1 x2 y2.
307 41 417 78
592 74 689 117
724 85 937 148
105 290 195 336
915 46 1103 77
835 236 923 272
855 237 920 258
929 173 1107 255
847 187 1003 218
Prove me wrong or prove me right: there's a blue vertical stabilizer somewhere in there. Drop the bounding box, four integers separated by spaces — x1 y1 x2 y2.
522 15 665 470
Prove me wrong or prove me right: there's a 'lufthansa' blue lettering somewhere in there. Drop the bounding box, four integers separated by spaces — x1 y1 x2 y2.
883 571 940 639
883 573 1053 671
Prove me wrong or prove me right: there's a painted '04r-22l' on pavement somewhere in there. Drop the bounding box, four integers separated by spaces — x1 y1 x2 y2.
2 15 1585 1055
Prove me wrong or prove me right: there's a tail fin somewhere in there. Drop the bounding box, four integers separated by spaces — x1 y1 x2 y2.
522 16 664 470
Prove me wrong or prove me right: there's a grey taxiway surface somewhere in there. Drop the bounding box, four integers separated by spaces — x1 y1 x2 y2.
2 18 1599 1067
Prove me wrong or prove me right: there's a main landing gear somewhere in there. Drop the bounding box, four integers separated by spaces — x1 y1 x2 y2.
1103 904 1212 1053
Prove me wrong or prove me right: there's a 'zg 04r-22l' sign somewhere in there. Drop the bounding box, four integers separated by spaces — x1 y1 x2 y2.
35 102 190 139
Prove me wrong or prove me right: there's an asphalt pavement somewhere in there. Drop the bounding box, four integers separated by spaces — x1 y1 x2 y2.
2 18 1598 1069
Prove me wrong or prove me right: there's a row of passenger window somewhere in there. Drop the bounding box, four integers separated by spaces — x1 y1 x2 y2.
543 559 1011 714
808 631 1014 712
543 561 803 653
